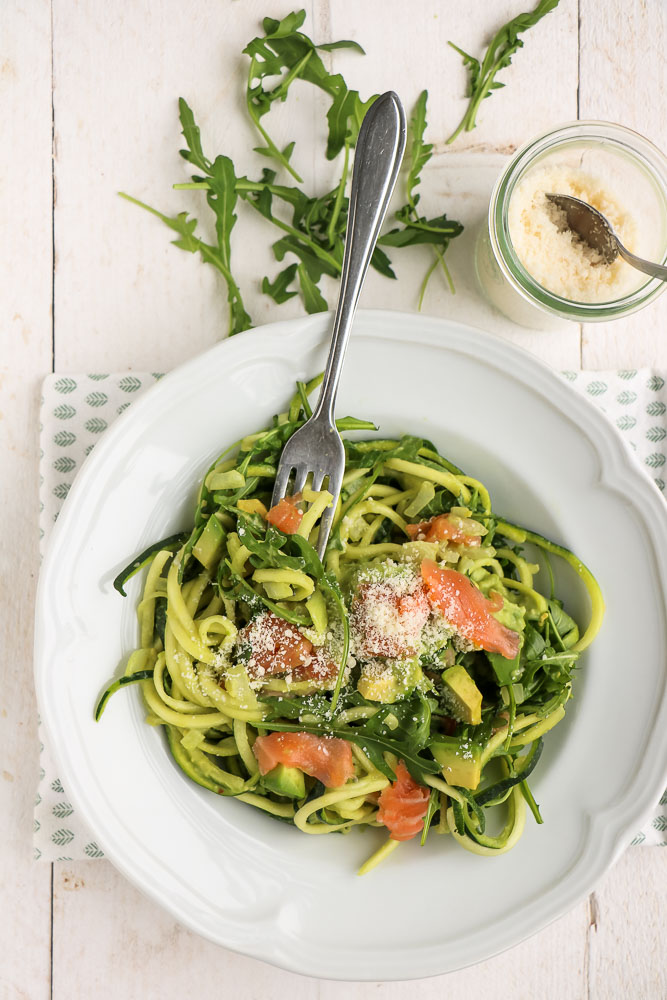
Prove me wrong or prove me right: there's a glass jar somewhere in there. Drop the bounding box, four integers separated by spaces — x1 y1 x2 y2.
475 121 667 330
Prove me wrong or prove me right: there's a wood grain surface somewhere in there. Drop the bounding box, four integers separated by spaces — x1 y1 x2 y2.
2 2 666 997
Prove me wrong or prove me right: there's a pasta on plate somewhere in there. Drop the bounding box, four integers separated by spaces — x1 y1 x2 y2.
98 375 603 873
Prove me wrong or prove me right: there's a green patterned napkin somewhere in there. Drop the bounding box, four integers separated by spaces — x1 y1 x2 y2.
35 370 667 861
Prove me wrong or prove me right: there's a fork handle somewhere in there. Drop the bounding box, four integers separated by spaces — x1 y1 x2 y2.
312 91 407 423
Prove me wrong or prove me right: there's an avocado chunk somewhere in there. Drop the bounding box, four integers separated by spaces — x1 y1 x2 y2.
193 515 225 570
306 589 328 633
432 737 482 789
442 665 482 725
493 597 525 634
357 656 423 704
237 498 268 518
262 763 306 799
472 569 526 632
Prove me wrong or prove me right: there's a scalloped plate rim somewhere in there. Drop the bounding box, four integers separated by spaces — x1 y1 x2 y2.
34 309 667 980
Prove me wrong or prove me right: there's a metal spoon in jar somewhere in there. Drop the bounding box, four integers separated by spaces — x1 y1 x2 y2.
546 193 667 281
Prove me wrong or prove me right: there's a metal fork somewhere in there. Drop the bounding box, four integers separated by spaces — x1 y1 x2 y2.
271 91 407 558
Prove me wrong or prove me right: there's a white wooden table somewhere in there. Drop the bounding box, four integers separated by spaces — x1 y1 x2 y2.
2 2 666 997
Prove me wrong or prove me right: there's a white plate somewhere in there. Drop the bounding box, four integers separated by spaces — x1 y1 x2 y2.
34 311 667 981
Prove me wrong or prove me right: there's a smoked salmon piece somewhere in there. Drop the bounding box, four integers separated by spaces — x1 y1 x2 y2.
377 761 430 841
266 495 303 533
252 731 355 788
421 559 520 660
406 513 481 546
238 613 336 681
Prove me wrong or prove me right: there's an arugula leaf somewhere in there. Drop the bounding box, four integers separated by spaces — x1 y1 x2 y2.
206 157 239 263
369 245 396 280
448 43 481 101
243 10 369 176
124 15 463 330
547 600 578 643
236 515 305 571
380 90 463 301
522 623 547 661
260 691 333 721
120 100 252 338
297 263 328 313
205 155 252 335
380 210 463 249
520 778 543 824
261 264 298 304
486 651 516 688
177 97 210 173
317 39 365 55
420 788 440 846
362 693 435 782
287 532 325 579
271 233 339 279
325 90 377 160
405 89 429 214
239 170 341 278
447 0 561 144
519 597 579 708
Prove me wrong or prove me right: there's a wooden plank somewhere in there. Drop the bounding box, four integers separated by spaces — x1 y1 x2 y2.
319 906 589 998
580 0 667 369
356 154 581 370
52 852 667 998
587 850 667 999
314 0 581 369
51 0 582 374
54 853 667 997
573 4 667 991
51 0 317 373
52 861 319 1000
319 0 579 154
45 1 664 997
0 2 54 1000
51 858 588 997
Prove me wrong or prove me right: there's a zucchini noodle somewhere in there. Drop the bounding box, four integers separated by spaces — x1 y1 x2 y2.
99 378 604 873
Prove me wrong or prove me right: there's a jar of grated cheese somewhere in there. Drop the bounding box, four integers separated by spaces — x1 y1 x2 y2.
476 122 667 330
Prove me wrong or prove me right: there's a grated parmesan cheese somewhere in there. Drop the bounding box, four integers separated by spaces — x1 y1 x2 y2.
350 565 430 660
420 614 456 655
508 164 638 302
233 611 345 688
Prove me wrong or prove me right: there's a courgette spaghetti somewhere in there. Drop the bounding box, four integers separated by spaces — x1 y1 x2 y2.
98 375 604 872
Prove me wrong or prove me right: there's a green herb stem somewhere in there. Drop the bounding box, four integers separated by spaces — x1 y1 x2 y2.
326 140 350 248
417 256 440 310
520 779 544 823
172 179 342 276
246 55 305 183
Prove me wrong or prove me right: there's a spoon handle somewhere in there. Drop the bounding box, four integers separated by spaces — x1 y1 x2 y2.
616 242 667 282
